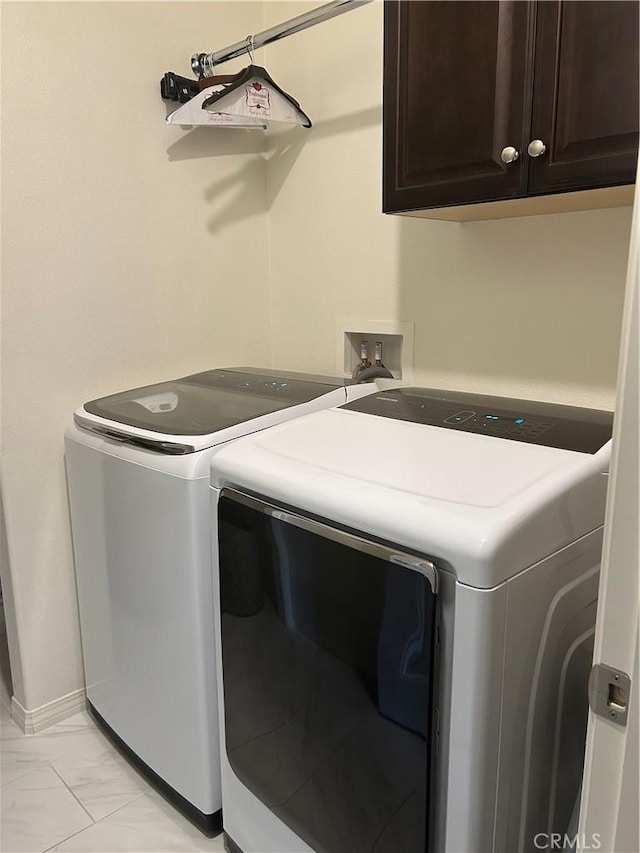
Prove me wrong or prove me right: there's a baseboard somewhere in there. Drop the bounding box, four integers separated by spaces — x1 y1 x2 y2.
11 687 87 734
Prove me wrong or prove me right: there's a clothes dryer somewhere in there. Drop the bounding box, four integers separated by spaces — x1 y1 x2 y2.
65 367 383 834
210 386 613 853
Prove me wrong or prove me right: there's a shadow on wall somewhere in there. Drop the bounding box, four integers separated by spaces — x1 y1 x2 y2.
267 106 381 207
166 126 266 162
203 155 269 234
166 105 381 235
169 104 382 225
165 126 269 235
166 124 272 235
395 208 631 405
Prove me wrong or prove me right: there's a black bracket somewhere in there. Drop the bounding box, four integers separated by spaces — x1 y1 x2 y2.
160 72 200 104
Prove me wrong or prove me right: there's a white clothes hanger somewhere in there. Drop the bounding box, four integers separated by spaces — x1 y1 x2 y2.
199 64 312 128
165 81 268 129
162 1 371 129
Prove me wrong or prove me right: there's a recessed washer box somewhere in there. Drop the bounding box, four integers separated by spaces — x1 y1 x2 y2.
337 319 414 381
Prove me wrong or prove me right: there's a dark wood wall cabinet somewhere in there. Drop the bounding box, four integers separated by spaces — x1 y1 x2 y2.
383 0 639 220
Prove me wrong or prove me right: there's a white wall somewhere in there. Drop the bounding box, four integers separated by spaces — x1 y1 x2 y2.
264 1 633 409
0 0 634 717
0 1 268 712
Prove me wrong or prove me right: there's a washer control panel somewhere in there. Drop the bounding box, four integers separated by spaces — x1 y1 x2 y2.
443 410 554 440
341 388 613 454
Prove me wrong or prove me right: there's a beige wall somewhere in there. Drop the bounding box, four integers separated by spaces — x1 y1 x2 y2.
0 0 634 715
1 1 268 711
264 1 633 409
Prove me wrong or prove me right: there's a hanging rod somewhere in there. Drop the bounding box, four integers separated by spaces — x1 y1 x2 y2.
191 0 373 78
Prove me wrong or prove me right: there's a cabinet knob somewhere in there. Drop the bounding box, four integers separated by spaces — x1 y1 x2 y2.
500 146 520 164
527 139 547 158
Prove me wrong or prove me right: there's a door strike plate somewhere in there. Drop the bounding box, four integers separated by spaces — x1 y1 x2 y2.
588 663 631 727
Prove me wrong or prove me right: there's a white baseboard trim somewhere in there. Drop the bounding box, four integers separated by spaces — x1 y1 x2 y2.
11 688 87 734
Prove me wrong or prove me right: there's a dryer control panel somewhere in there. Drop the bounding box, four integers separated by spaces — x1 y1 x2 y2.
340 388 613 454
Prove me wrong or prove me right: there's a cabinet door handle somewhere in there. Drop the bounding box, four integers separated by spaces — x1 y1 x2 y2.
500 146 520 164
527 139 547 158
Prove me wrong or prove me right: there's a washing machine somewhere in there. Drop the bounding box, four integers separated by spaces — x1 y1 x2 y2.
209 386 614 853
64 367 386 834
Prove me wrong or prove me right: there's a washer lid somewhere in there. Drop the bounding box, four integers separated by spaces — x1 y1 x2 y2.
209 401 612 587
82 368 346 437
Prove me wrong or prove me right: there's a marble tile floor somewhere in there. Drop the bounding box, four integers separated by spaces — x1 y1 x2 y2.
0 702 226 853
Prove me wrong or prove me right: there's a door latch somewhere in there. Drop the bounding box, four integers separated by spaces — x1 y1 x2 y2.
588 663 631 727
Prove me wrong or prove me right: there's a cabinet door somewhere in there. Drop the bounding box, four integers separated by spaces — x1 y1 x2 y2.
528 1 639 195
383 1 535 213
